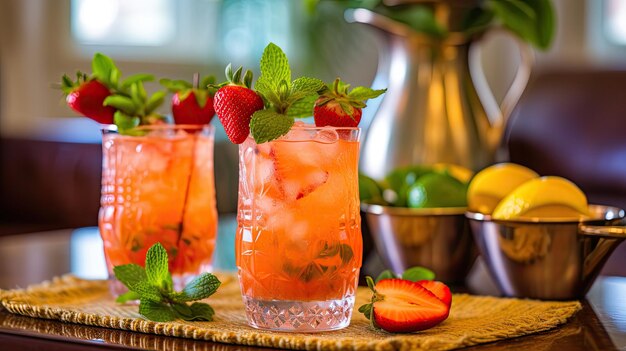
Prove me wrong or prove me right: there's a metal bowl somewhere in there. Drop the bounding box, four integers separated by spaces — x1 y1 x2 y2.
467 205 626 300
361 204 476 284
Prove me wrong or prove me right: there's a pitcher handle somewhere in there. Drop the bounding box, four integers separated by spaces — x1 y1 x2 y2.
579 225 626 238
468 30 535 128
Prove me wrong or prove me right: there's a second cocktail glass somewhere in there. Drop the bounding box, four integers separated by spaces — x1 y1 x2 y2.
236 123 362 332
99 124 218 295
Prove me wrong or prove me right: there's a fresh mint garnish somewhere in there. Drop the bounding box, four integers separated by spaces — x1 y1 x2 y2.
113 243 221 322
249 110 295 144
374 266 435 283
402 266 436 282
251 43 324 143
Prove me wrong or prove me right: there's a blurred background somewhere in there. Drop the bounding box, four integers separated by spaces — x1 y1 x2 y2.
1 0 626 286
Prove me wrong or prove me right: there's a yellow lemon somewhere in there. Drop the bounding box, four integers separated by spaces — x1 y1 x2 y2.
467 163 539 214
492 176 589 220
432 163 474 183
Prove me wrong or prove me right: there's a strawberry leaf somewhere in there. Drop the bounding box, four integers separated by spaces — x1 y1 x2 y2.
358 303 373 320
250 109 294 144
200 75 216 88
366 276 377 292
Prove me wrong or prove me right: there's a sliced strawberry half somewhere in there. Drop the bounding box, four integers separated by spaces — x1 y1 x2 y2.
418 280 452 308
266 142 329 202
367 278 450 333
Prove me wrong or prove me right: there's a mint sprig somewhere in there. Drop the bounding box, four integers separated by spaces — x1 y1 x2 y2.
251 43 325 143
113 243 221 322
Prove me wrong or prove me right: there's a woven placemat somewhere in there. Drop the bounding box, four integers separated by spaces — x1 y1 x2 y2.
0 274 581 351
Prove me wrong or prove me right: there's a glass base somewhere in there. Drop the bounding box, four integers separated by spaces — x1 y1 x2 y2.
242 295 355 332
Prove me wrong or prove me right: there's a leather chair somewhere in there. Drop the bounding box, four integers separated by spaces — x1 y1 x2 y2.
506 69 626 276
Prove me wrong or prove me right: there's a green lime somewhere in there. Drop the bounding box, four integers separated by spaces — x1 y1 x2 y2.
359 174 386 204
407 172 468 208
383 166 433 206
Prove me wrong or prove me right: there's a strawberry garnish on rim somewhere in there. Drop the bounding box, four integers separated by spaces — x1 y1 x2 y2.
61 72 115 124
313 78 385 128
160 73 217 126
213 64 264 144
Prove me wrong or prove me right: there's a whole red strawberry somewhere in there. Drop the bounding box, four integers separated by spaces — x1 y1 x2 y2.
161 74 216 125
62 73 115 124
214 64 264 144
313 78 385 128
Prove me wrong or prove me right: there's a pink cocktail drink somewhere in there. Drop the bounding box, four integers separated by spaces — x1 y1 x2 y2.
99 125 218 294
236 124 362 331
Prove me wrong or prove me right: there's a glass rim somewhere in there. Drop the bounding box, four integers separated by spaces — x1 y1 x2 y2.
101 123 215 133
288 124 361 131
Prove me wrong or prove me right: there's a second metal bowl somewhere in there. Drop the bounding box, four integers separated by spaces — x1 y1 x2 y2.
361 204 476 284
467 205 626 300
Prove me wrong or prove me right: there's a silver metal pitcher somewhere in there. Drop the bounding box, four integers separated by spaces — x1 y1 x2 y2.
346 6 533 179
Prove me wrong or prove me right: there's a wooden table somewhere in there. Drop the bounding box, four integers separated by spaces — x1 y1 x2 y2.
1 229 625 350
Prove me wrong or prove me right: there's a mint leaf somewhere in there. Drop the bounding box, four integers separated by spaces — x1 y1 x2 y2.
116 291 140 303
256 42 291 97
188 302 215 321
134 281 163 302
348 87 386 101
287 95 317 118
139 299 175 322
104 95 137 115
146 91 166 115
250 110 294 144
489 0 538 47
178 273 221 301
121 74 154 90
339 244 354 265
375 270 397 283
171 302 193 319
113 263 147 289
402 266 435 282
160 78 192 92
145 243 169 287
289 77 324 102
92 53 119 88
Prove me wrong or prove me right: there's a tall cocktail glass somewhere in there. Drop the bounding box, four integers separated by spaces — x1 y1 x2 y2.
99 124 218 295
236 124 362 332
